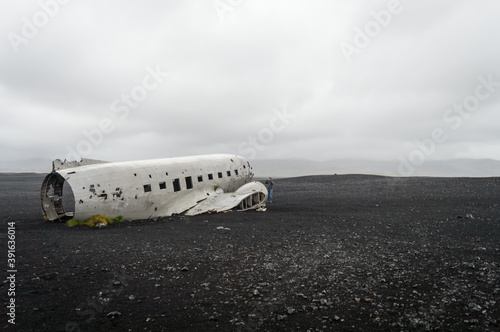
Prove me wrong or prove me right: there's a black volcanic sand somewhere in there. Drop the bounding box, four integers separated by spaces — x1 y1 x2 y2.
0 173 499 331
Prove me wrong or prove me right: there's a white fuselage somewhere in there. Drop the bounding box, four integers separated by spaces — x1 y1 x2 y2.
41 154 255 221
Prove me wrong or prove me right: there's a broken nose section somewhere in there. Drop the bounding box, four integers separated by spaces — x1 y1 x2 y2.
41 172 75 221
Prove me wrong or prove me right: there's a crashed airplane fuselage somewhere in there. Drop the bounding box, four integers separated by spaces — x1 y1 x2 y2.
41 154 267 221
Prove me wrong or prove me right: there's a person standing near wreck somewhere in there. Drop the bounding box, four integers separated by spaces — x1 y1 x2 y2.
265 177 274 203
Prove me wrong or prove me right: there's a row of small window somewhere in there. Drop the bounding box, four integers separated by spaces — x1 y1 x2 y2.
143 170 238 193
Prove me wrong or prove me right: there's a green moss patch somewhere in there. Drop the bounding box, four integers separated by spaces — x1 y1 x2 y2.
66 215 124 228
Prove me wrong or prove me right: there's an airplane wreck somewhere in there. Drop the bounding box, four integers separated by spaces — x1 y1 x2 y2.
41 154 267 221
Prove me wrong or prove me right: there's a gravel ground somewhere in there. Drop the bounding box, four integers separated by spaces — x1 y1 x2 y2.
0 173 499 331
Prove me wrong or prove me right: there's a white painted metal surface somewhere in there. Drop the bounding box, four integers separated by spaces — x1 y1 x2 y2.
184 181 268 215
41 154 267 221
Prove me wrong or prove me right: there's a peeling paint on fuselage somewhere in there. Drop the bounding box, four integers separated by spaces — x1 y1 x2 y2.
41 154 258 221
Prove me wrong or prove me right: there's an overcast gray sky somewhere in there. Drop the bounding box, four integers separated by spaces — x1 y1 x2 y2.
1 0 499 165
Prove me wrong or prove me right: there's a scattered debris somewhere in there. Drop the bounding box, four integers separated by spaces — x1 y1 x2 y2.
106 311 122 319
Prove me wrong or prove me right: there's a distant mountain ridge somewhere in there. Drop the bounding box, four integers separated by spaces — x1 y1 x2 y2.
1 157 499 177
0 158 52 173
251 158 500 178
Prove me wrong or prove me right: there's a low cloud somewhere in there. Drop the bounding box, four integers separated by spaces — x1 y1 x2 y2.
0 0 499 166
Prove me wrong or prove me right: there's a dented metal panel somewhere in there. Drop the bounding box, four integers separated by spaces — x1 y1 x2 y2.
184 181 267 215
52 158 111 171
41 154 266 221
